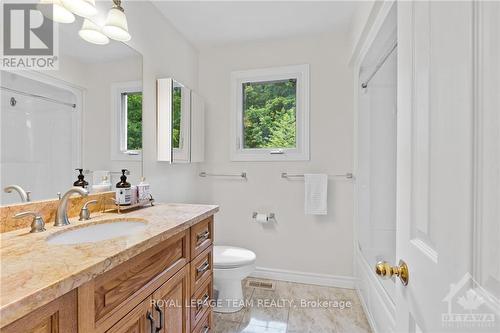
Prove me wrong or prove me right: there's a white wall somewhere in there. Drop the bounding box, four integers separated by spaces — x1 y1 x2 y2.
124 1 202 202
198 33 355 279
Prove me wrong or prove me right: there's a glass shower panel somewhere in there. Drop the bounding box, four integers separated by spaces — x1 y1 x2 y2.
358 48 397 299
1 72 78 204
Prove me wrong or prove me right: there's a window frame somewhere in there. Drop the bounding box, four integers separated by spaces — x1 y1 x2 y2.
111 81 142 161
230 64 310 161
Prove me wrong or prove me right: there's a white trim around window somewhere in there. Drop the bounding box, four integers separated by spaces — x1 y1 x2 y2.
230 64 310 161
111 81 142 161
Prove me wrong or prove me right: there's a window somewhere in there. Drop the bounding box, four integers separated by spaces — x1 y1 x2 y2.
122 92 142 151
231 64 309 161
111 81 142 160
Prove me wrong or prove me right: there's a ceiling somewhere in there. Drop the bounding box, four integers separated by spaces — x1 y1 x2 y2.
153 1 362 49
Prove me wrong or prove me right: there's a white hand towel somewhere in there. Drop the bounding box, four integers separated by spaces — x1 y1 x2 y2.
304 174 328 215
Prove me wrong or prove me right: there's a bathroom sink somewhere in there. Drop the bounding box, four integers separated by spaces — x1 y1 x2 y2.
47 220 147 245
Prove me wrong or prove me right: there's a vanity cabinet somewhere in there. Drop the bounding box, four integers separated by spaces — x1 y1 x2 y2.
78 216 213 333
1 215 215 333
1 290 77 333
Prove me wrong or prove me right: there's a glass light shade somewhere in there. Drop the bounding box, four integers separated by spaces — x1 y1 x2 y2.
61 0 97 18
79 19 109 45
102 8 131 41
38 0 75 23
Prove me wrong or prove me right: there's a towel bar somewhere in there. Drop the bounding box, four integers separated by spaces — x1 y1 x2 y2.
281 172 354 180
199 172 247 179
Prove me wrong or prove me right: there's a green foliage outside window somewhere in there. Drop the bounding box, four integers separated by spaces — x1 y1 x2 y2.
126 92 142 150
243 79 297 149
172 87 182 148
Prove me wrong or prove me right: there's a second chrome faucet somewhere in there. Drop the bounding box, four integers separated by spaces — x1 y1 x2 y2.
54 187 88 227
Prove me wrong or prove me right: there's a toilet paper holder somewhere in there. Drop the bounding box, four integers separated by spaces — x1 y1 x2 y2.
252 212 276 222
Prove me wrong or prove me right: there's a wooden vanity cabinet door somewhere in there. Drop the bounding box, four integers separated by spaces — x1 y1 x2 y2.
94 230 189 327
105 297 154 333
1 290 77 333
151 265 190 333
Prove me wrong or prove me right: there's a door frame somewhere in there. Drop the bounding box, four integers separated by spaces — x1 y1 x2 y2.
350 1 398 333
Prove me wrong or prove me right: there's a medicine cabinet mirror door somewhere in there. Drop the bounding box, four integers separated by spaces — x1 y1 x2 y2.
157 78 198 164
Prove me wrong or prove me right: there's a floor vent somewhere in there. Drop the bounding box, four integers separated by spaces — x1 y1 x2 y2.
246 279 276 290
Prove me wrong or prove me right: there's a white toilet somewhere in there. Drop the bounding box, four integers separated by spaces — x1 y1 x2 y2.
213 245 256 313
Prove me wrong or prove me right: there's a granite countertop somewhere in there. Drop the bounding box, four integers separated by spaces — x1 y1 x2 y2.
0 203 219 328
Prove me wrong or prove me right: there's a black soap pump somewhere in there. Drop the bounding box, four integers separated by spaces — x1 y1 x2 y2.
115 169 132 205
73 169 89 189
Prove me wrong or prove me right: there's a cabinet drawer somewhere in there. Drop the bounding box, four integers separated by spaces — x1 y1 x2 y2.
192 308 212 333
190 246 213 294
190 217 213 259
94 230 189 326
190 274 213 329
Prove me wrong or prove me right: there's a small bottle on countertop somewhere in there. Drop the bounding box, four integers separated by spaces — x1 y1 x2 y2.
130 185 138 205
137 177 150 202
73 168 89 189
115 169 131 205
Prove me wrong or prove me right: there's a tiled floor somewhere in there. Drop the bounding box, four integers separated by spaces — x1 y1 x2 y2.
213 279 372 333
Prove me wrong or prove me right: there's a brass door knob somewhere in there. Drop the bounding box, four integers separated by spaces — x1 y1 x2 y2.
375 260 409 286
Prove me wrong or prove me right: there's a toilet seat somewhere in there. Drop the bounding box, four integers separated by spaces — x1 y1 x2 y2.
214 246 256 269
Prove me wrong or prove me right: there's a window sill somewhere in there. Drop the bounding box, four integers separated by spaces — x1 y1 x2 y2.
111 151 142 161
230 150 310 162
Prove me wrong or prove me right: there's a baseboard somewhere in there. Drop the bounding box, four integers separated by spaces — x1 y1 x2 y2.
250 267 356 289
356 286 379 333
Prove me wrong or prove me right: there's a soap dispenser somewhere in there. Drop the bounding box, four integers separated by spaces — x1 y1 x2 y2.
115 169 132 205
73 169 89 189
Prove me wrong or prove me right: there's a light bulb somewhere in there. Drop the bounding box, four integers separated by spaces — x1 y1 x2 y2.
38 0 75 24
102 4 131 42
79 19 109 45
61 0 97 18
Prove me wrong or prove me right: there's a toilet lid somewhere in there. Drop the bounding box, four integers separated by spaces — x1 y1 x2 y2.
214 246 256 268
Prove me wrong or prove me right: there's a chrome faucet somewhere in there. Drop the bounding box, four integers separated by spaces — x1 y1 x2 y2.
3 185 31 202
55 187 88 227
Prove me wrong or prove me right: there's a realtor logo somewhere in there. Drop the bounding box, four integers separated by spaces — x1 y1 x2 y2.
442 272 498 330
1 2 58 69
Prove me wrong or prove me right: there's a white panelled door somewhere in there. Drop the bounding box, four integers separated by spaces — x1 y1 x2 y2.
394 1 499 332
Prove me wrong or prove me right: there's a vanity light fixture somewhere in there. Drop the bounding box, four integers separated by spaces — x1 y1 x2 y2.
102 0 131 42
61 0 97 18
38 0 75 24
78 19 110 45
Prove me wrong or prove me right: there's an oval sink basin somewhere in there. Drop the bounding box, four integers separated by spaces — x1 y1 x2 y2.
47 220 147 245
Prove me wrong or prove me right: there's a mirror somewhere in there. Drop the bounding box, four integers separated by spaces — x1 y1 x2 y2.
157 78 204 163
0 17 143 205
